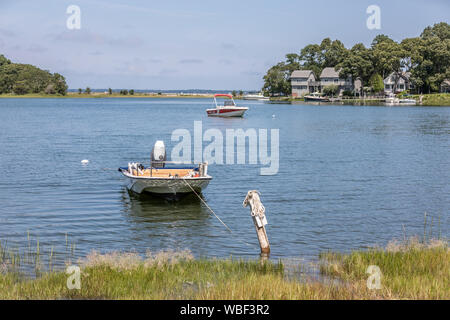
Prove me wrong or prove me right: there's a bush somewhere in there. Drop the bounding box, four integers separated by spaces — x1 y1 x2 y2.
12 81 29 95
342 90 353 97
322 85 339 97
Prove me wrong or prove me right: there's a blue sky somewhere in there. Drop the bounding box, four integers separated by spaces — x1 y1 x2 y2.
0 0 448 90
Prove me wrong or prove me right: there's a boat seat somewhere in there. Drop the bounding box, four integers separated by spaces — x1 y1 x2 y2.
132 168 194 178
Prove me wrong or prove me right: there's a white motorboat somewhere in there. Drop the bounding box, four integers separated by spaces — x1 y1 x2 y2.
206 94 249 117
242 93 269 101
385 94 416 105
119 141 212 197
398 98 416 105
304 92 330 102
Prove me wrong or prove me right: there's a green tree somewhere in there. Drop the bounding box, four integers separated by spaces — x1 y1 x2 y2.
320 38 348 68
369 73 384 93
262 62 291 96
129 89 134 95
0 61 62 94
78 88 82 94
0 54 11 67
403 23 450 93
298 44 322 77
421 22 450 41
337 43 374 85
52 73 68 95
85 87 91 94
371 35 403 79
108 88 112 95
231 90 237 97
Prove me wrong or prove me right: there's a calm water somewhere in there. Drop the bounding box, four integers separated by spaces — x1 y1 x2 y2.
0 98 449 267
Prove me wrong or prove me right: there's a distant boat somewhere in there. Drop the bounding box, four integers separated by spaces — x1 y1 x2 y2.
206 94 249 117
398 98 416 105
242 93 269 101
304 92 330 102
385 94 416 105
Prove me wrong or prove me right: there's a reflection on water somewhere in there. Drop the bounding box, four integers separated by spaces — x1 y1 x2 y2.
119 188 217 254
121 188 210 224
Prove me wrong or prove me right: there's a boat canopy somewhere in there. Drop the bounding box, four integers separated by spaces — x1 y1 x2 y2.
214 94 233 99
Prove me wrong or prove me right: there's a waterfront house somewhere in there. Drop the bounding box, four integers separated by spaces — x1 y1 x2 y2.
440 79 450 93
319 67 353 95
384 72 413 94
290 70 319 97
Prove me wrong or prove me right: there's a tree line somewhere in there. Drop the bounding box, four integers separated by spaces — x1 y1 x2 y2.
262 22 450 96
0 55 68 95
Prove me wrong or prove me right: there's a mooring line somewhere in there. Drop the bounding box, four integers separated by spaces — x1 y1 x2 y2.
182 178 258 249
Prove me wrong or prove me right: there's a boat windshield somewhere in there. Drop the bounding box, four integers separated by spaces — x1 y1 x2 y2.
214 95 236 107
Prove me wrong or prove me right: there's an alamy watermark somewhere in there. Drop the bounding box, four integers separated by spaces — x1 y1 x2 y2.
66 265 81 290
66 5 81 30
171 121 279 175
366 265 382 290
366 5 381 30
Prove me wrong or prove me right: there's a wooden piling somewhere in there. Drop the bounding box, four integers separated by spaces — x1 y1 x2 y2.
243 190 270 256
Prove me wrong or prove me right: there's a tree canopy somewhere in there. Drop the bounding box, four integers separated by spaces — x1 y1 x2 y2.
0 54 68 95
262 22 450 95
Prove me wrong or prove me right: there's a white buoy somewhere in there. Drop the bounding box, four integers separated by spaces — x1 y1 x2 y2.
81 159 89 165
272 114 276 118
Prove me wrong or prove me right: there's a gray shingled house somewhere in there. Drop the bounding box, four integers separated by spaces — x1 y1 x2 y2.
440 79 450 93
319 67 353 95
383 72 413 93
290 70 319 97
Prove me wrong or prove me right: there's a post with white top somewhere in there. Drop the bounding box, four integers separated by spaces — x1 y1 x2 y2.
243 190 270 256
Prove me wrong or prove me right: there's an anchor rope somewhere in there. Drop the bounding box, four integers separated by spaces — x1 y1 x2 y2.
182 178 258 249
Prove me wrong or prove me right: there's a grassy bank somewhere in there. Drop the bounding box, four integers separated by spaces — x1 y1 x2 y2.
0 238 447 299
411 93 450 106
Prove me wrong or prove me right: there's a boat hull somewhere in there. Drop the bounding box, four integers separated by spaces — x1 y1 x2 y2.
304 96 330 102
128 176 211 195
206 107 248 117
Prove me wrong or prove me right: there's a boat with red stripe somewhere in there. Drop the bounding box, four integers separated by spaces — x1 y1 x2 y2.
206 94 249 117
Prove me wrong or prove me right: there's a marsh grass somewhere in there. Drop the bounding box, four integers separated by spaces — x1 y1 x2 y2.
0 233 77 277
0 238 448 300
320 237 449 299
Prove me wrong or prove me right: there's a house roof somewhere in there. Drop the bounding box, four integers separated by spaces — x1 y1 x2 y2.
320 67 340 78
384 72 410 82
290 70 314 79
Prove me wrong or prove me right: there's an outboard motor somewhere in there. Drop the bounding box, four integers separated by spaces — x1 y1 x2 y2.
151 140 166 168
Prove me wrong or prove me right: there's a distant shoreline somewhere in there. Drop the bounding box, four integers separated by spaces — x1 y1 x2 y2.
0 92 215 99
270 93 450 106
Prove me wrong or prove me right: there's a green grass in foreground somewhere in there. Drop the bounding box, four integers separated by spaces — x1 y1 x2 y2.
0 238 448 300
